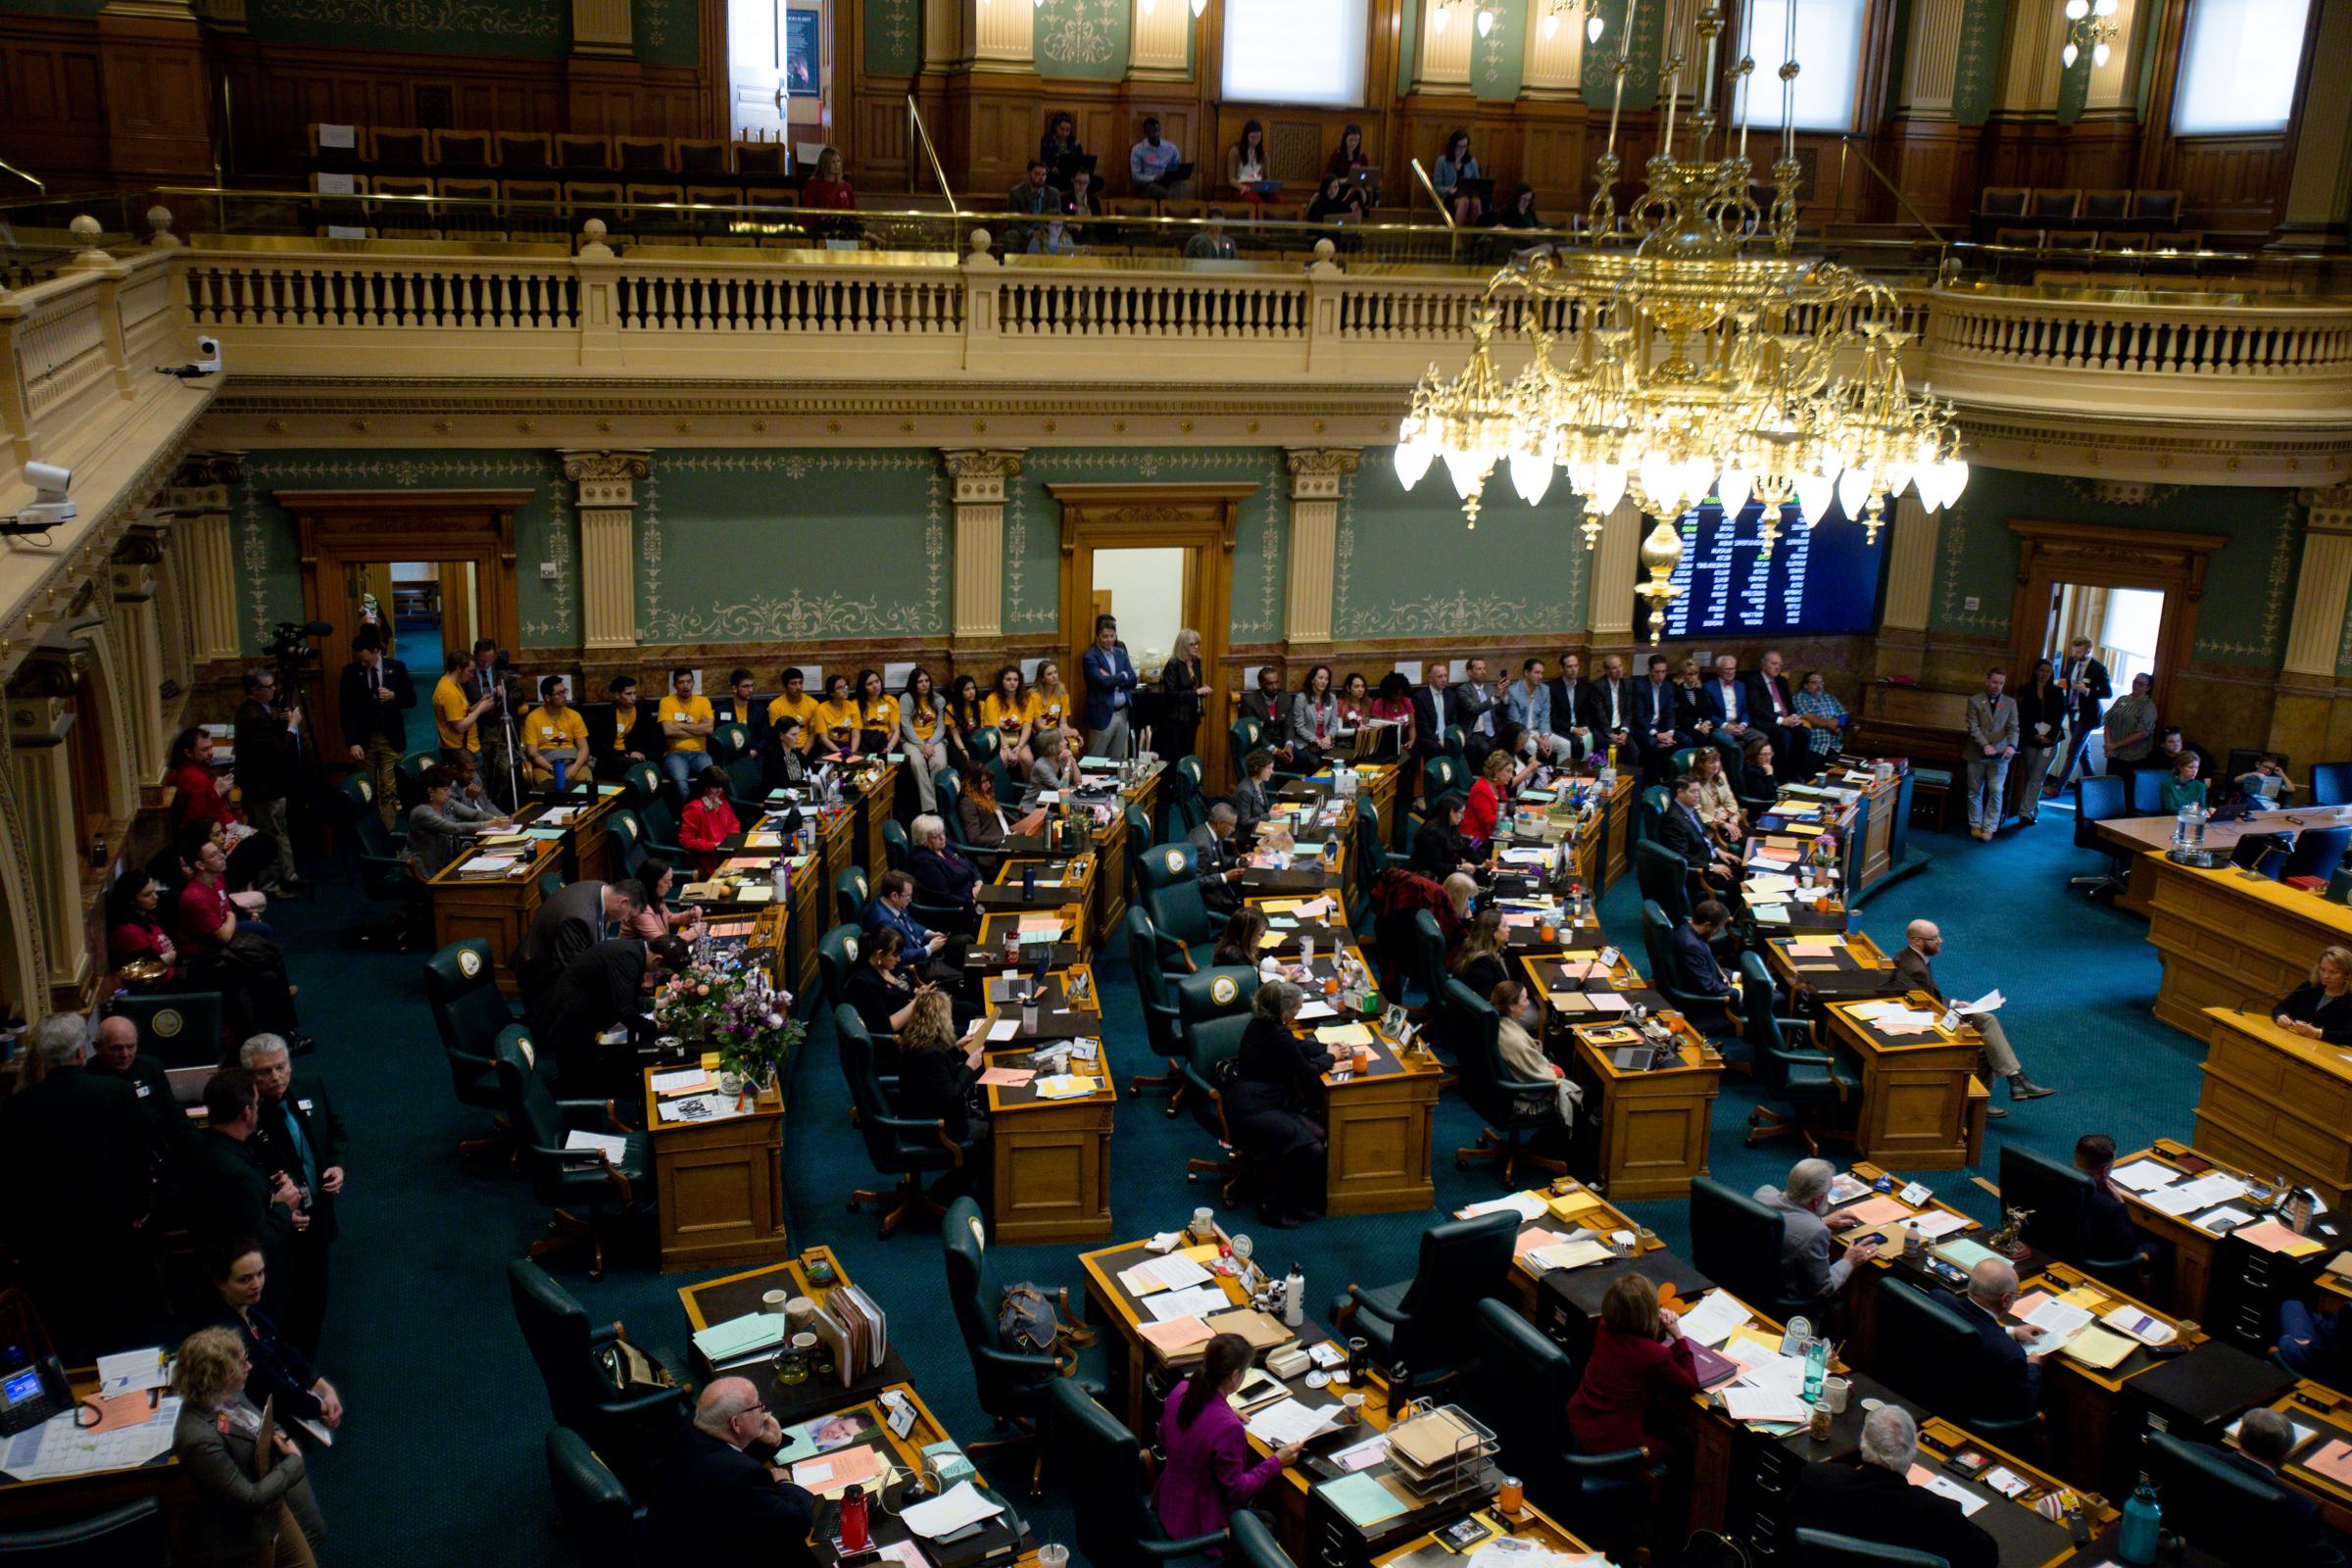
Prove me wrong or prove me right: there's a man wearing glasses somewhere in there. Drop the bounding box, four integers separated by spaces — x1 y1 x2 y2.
647 1378 821 1557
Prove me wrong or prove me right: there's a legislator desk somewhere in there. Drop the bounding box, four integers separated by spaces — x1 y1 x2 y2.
1829 1159 1986 1369
978 963 1115 1245
2106 1137 2338 1320
1823 993 1990 1170
970 906 1086 973
0 1365 192 1557
1247 891 1350 956
1759 759 1915 903
1077 1225 1307 1432
2191 1008 2352 1210
1293 946 1442 1214
1073 757 1160 937
1765 929 1900 998
641 1058 787 1271
679 1247 913 1417
1373 1500 1594 1568
984 853 1097 950
509 783 623 885
2096 802 2321 915
1446 1178 1664 1325
845 758 898 874
2144 854 2352 1041
429 835 564 997
1563 1013 1723 1199
2234 1381 2352 1538
2011 1260 2207 1496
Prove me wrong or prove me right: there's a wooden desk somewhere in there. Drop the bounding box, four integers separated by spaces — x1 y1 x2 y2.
513 786 622 885
0 1370 191 1557
767 1379 1035 1561
2109 1139 2245 1320
2193 1008 2352 1207
429 837 563 998
2012 1260 2207 1496
1451 1179 1662 1324
986 854 1097 951
677 1248 917 1417
1831 1158 1988 1367
1077 1229 1272 1433
1765 930 1900 998
1600 769 1634 888
1565 1016 1724 1200
980 963 1115 1246
2242 1381 2352 1538
2097 804 2315 915
816 801 858 915
1904 1416 2110 1565
1302 956 1443 1215
848 759 898 874
1372 1501 1593 1567
641 1060 788 1272
1825 993 1986 1170
972 906 1086 973
2145 854 2352 1041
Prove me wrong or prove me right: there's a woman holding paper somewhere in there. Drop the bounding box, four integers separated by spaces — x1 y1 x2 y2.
896 992 990 1198
1566 1273 1698 1464
172 1325 328 1567
1156 1332 1300 1541
1230 980 1335 1229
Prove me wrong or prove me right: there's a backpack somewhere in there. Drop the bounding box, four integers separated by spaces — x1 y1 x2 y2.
998 1282 1095 1371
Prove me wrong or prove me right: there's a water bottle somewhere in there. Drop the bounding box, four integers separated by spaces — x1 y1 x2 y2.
770 858 789 904
551 757 567 795
1803 1336 1829 1401
2118 1475 2162 1565
1284 1263 1305 1327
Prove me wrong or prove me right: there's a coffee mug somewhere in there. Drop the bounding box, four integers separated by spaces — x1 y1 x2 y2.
761 1289 790 1314
786 1296 816 1330
1497 1475 1524 1514
1824 1376 1850 1413
1342 1393 1366 1424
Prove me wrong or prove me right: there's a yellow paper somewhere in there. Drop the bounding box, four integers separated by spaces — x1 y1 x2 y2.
1314 1023 1375 1049
1256 932 1287 950
1181 1243 1224 1262
1260 899 1306 915
2060 1325 2137 1370
2058 1286 2111 1312
1547 1190 1604 1222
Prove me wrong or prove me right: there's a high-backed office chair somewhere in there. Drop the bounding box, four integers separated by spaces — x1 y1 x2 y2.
1467 1300 1649 1552
1350 800 1406 931
1409 908 1450 1016
814 924 862 1015
621 762 663 812
1998 1145 2147 1291
422 939 516 1155
1874 1278 2041 1446
602 810 648 883
2138 1428 2308 1559
1791 1530 1949 1567
1641 902 1736 1043
1690 1177 1811 1323
1174 968 1261 1202
1331 1211 1517 1401
1446 978 1563 1187
545 1427 642 1568
838 1004 964 1236
1125 907 1184 1106
393 750 433 813
943 1197 1068 1493
1138 844 1216 973
1631 837 1696 929
1049 1380 1224 1567
104 991 224 1070
631 793 687 870
1419 756 1463 813
1228 1511 1296 1568
2309 761 2352 808
2070 775 2132 899
335 777 426 945
2128 768 2166 816
495 1027 644 1280
508 1260 685 1495
0 1497 169 1563
835 865 870 927
2283 826 2352 883
1744 954 1849 1152
1166 756 1209 838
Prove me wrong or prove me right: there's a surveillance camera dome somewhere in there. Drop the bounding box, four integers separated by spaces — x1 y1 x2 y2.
24 462 72 498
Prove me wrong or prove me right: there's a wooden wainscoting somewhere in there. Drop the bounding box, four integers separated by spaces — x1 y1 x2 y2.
1873 119 1980 230
2162 133 2292 244
0 15 110 187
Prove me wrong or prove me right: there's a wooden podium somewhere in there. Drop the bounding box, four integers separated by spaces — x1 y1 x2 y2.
2194 1007 2352 1206
1566 1019 1723 1200
641 1064 788 1272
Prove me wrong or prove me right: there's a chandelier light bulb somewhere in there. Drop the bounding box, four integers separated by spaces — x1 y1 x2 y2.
1544 11 1560 36
1476 5 1495 34
2061 39 2079 65
1588 462 1628 516
1794 472 1835 522
1509 450 1555 505
2064 0 2087 18
2093 0 2115 15
1717 467 1753 516
1394 439 1434 490
1191 0 1207 15
1433 3 1448 30
2091 40 2109 65
1443 449 1488 501
1937 458 1971 511
1141 0 1154 11
1588 11 1604 40
1835 466 1873 521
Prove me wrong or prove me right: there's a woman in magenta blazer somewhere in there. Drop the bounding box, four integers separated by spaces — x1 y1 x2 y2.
1156 1333 1300 1539
1566 1273 1700 1459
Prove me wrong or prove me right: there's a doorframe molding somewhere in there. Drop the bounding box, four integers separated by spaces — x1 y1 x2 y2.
2006 517 2226 718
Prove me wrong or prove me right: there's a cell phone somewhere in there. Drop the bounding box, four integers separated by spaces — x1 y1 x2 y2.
1439 1518 1493 1552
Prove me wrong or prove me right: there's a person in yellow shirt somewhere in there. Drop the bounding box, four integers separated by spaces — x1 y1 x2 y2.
519 675 593 788
855 668 901 757
814 673 862 760
1032 659 1072 739
899 668 949 813
981 664 1040 774
432 651 493 761
658 666 716 790
764 666 822 756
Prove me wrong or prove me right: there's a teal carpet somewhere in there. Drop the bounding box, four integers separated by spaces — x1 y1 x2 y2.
267 806 2198 1567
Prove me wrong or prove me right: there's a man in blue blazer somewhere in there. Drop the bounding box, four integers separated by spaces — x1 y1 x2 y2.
1698 653 1752 740
2209 1409 2348 1567
1961 1258 2043 1426
646 1379 821 1562
1080 613 1138 760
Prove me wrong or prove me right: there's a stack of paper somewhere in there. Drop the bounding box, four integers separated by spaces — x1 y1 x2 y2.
2110 1159 2182 1192
693 1312 787 1363
1147 1284 1232 1322
1119 1253 1212 1297
563 1129 630 1164
1678 1291 1755 1348
903 1481 1005 1540
1525 1236 1614 1273
1906 1465 1989 1516
1245 1398 1340 1446
1722 1386 1812 1425
1457 1192 1548 1221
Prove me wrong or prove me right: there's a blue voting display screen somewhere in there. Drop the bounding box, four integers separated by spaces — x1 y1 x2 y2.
1646 502 1887 640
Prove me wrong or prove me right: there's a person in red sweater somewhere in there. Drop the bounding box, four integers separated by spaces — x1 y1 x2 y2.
1566 1272 1699 1462
168 727 236 833
1462 746 1534 844
802 146 856 210
677 769 742 880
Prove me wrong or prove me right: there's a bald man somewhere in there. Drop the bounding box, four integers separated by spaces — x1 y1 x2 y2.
1961 1258 2044 1425
647 1377 820 1561
1893 919 2051 1117
86 1013 189 1162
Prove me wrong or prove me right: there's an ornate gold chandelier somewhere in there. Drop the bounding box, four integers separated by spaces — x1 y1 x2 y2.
1394 0 1969 638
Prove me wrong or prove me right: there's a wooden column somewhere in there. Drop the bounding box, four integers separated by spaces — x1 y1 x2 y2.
1877 495 1941 679
943 450 1024 645
5 670 86 993
1283 448 1361 647
1587 500 1643 644
561 451 652 654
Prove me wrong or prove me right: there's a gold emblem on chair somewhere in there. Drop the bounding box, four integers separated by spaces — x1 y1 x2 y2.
1164 848 1186 873
1211 975 1239 1005
516 1034 536 1068
967 1214 987 1250
844 936 858 962
458 949 483 978
152 1008 183 1038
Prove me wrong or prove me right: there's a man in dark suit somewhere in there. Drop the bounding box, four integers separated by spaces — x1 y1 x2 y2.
1660 774 1742 905
2055 634 2112 794
464 638 525 808
1633 655 1687 783
0 1014 155 1362
1409 659 1453 773
1188 804 1248 915
713 667 771 760
2075 1132 2172 1289
1449 657 1505 769
646 1378 820 1562
1960 1257 2043 1425
1671 901 1741 1036
1893 917 2051 1115
592 674 666 783
1698 653 1752 743
1585 653 1637 764
87 1013 191 1172
1241 665 1298 767
2210 1409 2348 1567
244 1034 349 1359
1793 1405 1998 1568
1745 650 1813 782
511 877 652 1026
338 628 416 829
1546 652 1598 762
179 1068 303 1327
232 666 305 893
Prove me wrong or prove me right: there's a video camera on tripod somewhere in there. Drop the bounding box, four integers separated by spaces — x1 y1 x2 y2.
263 619 333 682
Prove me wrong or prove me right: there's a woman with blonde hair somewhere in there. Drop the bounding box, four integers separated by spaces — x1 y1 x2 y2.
1161 627 1206 762
172 1325 326 1566
1032 659 1073 738
2276 946 2352 1044
1025 723 1080 808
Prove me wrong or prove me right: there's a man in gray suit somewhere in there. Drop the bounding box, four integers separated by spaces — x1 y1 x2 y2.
1964 666 2019 841
1449 657 1505 768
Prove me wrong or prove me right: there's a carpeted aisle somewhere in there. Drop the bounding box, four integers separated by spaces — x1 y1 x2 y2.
276 807 2202 1568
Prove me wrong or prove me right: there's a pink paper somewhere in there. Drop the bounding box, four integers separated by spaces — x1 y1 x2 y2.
980 1067 1035 1087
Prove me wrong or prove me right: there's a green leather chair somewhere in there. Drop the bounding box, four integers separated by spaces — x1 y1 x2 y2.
605 810 648 882
880 818 912 873
633 793 687 869
1227 1512 1297 1568
1138 843 1216 974
2139 1427 2310 1560
1671 745 1705 777
711 720 750 762
1331 1211 1517 1402
394 750 434 814
1350 800 1406 932
1124 907 1184 1106
0 1498 167 1560
835 865 870 927
814 924 862 1015
621 761 663 811
334 776 424 945
1631 837 1695 925
1166 755 1208 838
545 1427 642 1568
1050 1379 1224 1568
494 1027 646 1280
508 1258 686 1494
1875 1277 2042 1446
942 1197 1065 1494
838 1004 965 1237
1122 802 1153 908
1791 1530 1949 1567
104 991 223 1070
1446 978 1562 1188
1420 756 1464 814
421 939 515 1154
1467 1299 1649 1552
1744 952 1851 1152
1690 1176 1812 1322
1410 908 1450 1017
724 753 765 822
1641 901 1734 1039
1174 967 1261 1204
2000 1145 2148 1292
1443 724 1469 776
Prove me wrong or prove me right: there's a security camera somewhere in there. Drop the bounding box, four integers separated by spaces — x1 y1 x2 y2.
156 335 221 379
2 461 76 538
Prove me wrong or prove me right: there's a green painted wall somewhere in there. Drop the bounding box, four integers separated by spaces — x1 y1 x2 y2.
1034 0 1130 79
1949 0 2009 124
1470 0 1530 102
246 0 569 59
1928 466 2304 666
637 451 947 642
1580 0 1665 111
1338 453 1592 638
229 450 578 654
634 0 699 67
865 0 921 76
1004 449 1290 639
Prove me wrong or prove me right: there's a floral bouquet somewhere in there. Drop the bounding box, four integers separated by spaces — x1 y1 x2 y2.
653 953 803 1097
